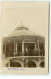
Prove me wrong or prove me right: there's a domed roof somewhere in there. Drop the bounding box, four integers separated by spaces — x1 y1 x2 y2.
8 25 36 37
16 26 29 31
3 24 45 43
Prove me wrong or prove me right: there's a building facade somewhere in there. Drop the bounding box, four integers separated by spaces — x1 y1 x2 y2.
2 24 45 68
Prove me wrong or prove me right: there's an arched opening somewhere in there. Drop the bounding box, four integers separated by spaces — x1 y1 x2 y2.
39 61 45 68
25 61 36 67
10 61 22 67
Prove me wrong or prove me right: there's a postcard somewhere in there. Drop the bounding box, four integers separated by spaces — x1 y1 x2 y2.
0 1 49 75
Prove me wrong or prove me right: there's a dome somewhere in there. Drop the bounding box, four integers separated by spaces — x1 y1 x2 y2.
16 26 29 31
3 24 45 43
8 25 36 37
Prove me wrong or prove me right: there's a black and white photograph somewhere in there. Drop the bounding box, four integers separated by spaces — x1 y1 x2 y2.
2 23 45 68
0 1 49 75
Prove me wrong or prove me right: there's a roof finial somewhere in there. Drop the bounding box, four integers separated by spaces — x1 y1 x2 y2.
16 22 29 31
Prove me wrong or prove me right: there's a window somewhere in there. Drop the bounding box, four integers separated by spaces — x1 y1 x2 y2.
6 43 14 57
24 43 35 56
17 43 22 55
39 43 45 56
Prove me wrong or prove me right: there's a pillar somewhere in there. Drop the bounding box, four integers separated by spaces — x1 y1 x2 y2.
22 40 24 56
16 43 17 54
36 61 39 67
35 43 36 53
5 44 6 57
44 44 45 56
44 44 45 51
37 41 40 56
14 41 16 56
9 61 10 67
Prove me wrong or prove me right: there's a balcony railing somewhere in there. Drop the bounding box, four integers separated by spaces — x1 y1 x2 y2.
5 50 45 57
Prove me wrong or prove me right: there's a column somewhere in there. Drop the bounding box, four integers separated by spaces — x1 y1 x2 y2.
16 43 17 54
37 61 39 67
9 61 10 67
14 41 16 56
44 44 45 55
35 43 36 53
37 41 40 56
5 44 6 57
22 40 24 56
44 44 45 51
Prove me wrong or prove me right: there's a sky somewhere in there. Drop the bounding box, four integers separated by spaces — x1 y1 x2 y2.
0 1 49 37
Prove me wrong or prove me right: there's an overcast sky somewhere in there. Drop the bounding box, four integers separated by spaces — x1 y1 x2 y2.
0 2 49 37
